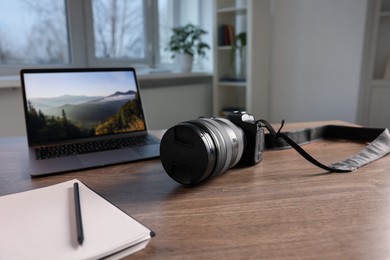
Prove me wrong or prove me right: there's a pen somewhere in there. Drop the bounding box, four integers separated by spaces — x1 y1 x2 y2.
73 182 84 245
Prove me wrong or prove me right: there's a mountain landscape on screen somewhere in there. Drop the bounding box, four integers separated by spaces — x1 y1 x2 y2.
26 90 145 143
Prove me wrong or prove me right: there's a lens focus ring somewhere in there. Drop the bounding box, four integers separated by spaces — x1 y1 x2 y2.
160 116 246 185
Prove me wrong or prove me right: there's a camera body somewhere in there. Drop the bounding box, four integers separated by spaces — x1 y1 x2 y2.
227 112 264 166
160 111 264 185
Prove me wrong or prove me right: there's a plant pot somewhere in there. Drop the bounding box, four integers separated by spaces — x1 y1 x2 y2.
176 54 193 72
234 47 246 80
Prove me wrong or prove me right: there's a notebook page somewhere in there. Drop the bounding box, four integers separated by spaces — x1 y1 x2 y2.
0 179 151 260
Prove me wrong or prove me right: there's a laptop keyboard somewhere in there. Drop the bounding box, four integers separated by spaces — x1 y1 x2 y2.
35 135 159 160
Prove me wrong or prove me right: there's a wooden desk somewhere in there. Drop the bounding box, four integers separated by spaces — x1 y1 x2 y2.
1 121 390 259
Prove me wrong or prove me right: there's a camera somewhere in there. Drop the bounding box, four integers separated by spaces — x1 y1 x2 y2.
159 111 264 185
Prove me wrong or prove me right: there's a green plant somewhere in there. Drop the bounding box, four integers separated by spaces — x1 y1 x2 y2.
230 32 247 66
166 24 210 59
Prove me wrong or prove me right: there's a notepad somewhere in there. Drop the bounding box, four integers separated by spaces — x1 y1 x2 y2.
0 179 154 260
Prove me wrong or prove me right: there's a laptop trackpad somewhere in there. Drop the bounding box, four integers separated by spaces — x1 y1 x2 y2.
78 148 141 167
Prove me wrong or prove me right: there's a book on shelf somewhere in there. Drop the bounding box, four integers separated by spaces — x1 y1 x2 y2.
219 24 235 46
0 179 154 260
219 77 246 82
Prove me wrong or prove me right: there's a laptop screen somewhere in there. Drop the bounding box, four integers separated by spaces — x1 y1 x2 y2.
21 68 147 145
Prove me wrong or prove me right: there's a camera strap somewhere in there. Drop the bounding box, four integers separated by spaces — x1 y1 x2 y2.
257 120 390 172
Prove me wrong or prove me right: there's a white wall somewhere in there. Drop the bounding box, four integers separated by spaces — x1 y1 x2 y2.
141 83 212 129
269 0 368 123
0 88 26 136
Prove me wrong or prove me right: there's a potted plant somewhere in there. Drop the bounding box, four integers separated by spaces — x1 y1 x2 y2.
230 32 247 80
167 24 210 72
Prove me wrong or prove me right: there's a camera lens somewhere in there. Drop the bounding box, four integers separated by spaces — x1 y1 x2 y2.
160 117 244 185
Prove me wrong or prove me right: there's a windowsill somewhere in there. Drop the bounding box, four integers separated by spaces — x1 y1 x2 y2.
0 71 213 89
0 76 20 88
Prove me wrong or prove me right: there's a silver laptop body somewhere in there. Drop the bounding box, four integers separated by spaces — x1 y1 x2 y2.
20 68 160 176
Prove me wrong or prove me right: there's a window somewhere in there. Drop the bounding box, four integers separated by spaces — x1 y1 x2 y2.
158 0 201 65
0 0 69 65
0 0 210 76
91 0 146 60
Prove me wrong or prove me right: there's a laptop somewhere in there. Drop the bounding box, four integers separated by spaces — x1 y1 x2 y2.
20 68 160 176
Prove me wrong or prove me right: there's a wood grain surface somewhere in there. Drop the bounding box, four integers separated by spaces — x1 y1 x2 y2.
1 121 389 259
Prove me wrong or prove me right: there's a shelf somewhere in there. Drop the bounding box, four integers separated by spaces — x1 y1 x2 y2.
370 79 390 87
380 11 390 17
217 7 246 14
213 0 268 120
218 46 233 50
218 81 246 87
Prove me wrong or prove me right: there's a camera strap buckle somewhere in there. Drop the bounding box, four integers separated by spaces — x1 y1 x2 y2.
257 119 390 172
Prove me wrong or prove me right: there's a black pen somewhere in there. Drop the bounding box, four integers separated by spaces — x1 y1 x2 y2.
73 182 84 245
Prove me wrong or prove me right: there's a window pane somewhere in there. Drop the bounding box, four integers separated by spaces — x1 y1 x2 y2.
158 0 174 64
0 0 69 65
92 0 145 59
158 0 200 65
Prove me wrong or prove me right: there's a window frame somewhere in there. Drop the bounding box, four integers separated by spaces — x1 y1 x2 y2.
0 0 209 76
83 0 154 68
0 0 80 76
